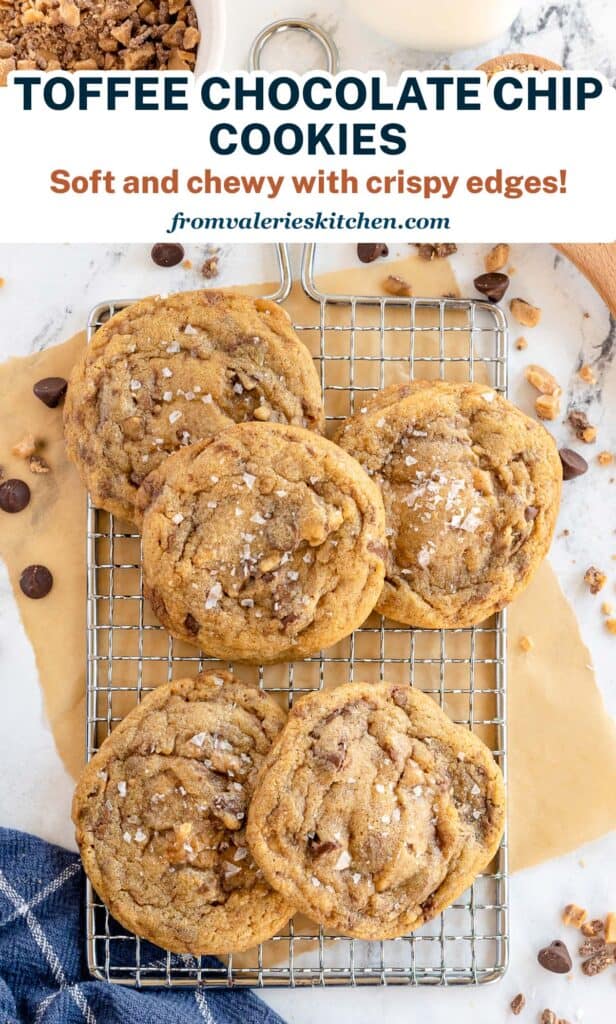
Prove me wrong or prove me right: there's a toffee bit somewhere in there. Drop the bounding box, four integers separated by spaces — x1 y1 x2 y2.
510 992 525 1015
583 566 607 594
561 903 588 928
485 243 510 273
201 249 220 279
581 947 616 975
416 242 457 260
383 274 412 297
12 433 37 459
29 454 50 474
510 297 541 328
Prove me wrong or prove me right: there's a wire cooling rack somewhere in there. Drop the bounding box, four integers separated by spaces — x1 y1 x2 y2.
85 244 509 988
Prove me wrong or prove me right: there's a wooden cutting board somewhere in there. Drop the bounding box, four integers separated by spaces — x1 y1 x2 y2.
557 244 616 317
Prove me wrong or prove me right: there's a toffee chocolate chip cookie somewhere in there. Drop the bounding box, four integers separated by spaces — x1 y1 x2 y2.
247 682 505 940
72 672 294 955
64 291 324 523
335 381 561 628
137 422 387 664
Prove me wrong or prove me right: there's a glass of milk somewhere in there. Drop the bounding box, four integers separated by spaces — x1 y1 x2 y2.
349 0 522 51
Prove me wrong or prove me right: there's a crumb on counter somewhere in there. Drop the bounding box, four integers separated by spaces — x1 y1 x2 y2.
584 567 607 594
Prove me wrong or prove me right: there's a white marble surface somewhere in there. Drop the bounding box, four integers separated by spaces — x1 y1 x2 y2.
1 0 615 1020
221 0 616 80
0 240 615 1024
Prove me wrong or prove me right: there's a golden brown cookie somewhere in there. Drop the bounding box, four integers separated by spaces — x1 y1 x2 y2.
335 381 561 628
72 672 294 955
64 291 324 523
247 682 505 939
137 422 387 663
479 53 562 76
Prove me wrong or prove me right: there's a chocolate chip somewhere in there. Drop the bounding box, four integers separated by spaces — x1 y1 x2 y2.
525 506 538 521
473 272 510 303
559 448 588 480
357 243 389 264
33 377 68 408
151 243 185 268
19 564 53 599
307 834 338 857
0 478 31 513
184 613 200 634
537 940 572 974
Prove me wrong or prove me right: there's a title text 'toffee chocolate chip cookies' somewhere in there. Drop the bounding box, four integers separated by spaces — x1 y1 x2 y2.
137 422 387 663
72 672 294 955
64 291 324 523
335 381 561 628
246 681 505 939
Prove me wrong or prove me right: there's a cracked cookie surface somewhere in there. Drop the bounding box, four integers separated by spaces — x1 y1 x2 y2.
72 672 293 955
137 422 387 663
335 381 561 628
246 681 505 939
64 290 324 523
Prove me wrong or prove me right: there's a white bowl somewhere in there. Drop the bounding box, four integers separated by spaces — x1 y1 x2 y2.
347 0 521 52
193 0 227 75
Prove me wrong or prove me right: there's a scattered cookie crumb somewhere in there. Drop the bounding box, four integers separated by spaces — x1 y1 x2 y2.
510 297 541 328
12 433 37 459
601 601 614 616
584 567 607 594
485 243 510 273
515 336 528 351
578 365 596 384
182 259 193 270
508 266 517 276
562 904 588 928
604 619 616 635
510 992 525 1015
0 277 5 288
597 451 613 466
518 635 534 652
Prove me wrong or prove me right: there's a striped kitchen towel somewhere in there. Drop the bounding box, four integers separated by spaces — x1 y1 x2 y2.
0 828 286 1024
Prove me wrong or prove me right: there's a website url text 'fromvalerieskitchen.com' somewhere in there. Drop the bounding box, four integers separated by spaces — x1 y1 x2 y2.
165 211 451 234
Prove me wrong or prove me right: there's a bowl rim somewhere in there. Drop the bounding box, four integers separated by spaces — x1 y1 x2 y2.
193 0 227 75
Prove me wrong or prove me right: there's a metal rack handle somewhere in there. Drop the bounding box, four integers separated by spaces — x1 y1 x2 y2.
249 18 339 75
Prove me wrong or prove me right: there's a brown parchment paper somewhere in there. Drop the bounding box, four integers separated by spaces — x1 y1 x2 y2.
1 255 615 878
